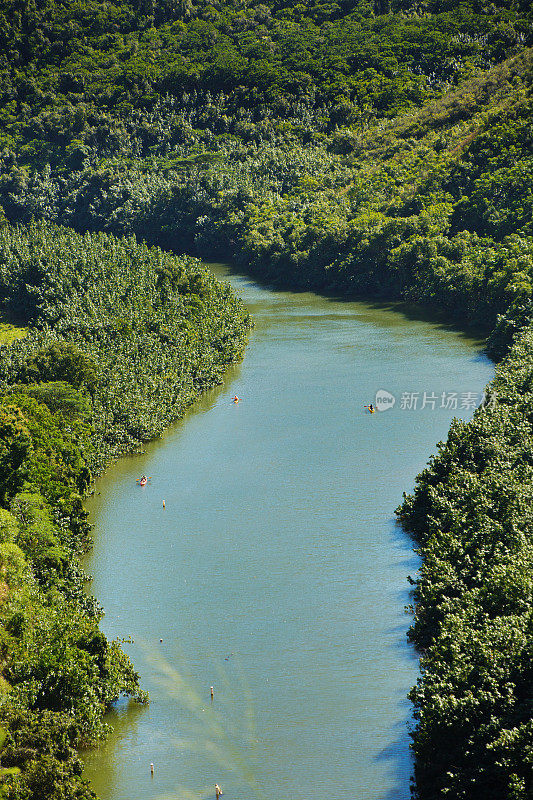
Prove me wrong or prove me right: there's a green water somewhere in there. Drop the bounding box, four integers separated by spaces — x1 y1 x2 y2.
83 264 493 800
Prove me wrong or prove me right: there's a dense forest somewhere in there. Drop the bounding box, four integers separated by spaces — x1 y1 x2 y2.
1 0 533 336
1 0 533 798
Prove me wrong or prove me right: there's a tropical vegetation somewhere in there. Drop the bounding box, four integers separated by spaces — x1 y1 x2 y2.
0 221 250 799
1 0 533 798
398 328 533 800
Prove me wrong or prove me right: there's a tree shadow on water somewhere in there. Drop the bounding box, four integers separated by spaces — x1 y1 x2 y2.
373 706 415 800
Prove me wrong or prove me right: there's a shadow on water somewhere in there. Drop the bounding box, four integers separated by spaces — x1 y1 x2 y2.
363 300 491 343
217 262 492 347
81 700 149 796
374 695 415 800
380 520 418 800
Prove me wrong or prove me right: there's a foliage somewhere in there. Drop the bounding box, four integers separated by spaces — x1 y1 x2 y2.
17 343 98 393
397 326 533 800
0 220 251 464
3 47 533 337
0 0 530 152
0 712 96 800
0 407 31 503
0 727 20 799
0 326 26 346
1 0 533 798
0 220 250 799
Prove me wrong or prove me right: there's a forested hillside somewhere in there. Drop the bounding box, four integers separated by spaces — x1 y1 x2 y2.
2 1 533 335
1 0 533 798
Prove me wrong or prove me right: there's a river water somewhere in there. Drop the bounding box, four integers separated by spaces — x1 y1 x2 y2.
83 264 493 800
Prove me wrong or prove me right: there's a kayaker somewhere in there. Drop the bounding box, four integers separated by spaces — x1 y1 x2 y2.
232 395 240 403
368 403 375 413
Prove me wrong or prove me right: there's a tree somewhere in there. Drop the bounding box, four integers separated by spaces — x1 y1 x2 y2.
0 406 31 502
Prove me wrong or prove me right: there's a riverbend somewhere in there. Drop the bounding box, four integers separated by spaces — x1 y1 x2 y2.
83 264 493 800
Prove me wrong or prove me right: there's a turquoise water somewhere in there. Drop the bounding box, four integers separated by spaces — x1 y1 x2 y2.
83 265 493 800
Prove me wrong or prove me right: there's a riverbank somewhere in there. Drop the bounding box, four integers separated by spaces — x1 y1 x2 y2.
397 323 533 800
0 224 251 800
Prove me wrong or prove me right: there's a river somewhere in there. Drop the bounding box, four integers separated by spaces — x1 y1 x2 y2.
83 263 493 800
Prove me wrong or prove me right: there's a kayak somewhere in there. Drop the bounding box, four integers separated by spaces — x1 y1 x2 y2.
139 477 147 486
